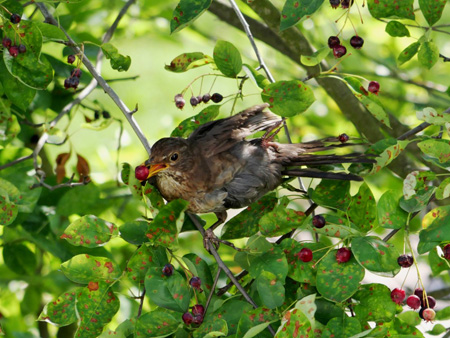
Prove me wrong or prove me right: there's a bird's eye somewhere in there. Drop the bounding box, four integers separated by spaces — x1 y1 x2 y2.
170 153 179 161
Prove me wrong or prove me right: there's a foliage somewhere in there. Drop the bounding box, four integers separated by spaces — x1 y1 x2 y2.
1 0 450 337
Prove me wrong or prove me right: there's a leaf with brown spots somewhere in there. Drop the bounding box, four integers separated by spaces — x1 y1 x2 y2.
193 318 228 338
213 40 242 78
135 311 179 337
418 205 450 254
280 0 325 31
55 152 71 184
353 283 396 322
126 245 168 286
171 105 220 138
170 0 212 33
309 179 351 212
428 247 448 276
310 213 361 239
367 0 415 20
368 139 410 174
38 288 80 326
259 204 307 237
418 138 450 164
377 189 408 229
323 316 361 338
276 306 312 338
256 271 285 309
165 52 213 72
61 254 121 284
208 300 253 337
236 307 278 338
182 253 214 295
347 182 377 233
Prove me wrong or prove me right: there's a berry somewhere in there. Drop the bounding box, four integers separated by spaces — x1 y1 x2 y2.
190 96 199 107
298 248 313 262
336 247 351 263
182 312 193 325
425 296 436 309
174 94 185 109
397 254 414 268
443 243 450 259
2 37 12 48
102 111 111 119
338 133 349 143
406 295 421 310
390 288 406 305
8 46 19 58
135 165 149 180
192 304 205 316
10 14 21 24
328 36 340 48
18 44 26 54
67 54 76 64
312 215 326 228
341 0 354 8
350 36 364 49
329 0 340 8
189 276 202 289
368 81 380 95
202 93 211 103
94 111 100 120
422 308 436 322
193 314 204 325
211 93 223 103
332 45 347 58
71 69 82 78
162 263 174 277
196 95 203 104
64 76 79 90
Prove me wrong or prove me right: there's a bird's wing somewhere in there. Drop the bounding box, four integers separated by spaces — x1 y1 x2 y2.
188 104 281 157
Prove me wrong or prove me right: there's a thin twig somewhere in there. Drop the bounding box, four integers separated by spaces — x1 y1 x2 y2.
0 154 33 171
217 270 249 297
137 288 146 318
205 268 221 315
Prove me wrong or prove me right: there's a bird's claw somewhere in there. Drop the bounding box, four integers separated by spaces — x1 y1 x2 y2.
203 228 243 253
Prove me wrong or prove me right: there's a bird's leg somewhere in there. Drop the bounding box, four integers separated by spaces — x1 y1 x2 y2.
261 118 285 142
203 211 243 252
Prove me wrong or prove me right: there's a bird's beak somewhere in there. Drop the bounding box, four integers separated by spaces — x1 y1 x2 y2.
147 163 168 178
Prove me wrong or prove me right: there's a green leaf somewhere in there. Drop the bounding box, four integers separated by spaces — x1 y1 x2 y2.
436 305 450 320
436 177 450 200
256 271 285 309
316 249 365 302
2 243 37 275
61 215 118 248
39 288 80 326
418 138 450 163
311 213 362 239
101 43 131 72
347 182 377 233
400 186 434 213
0 178 19 226
182 253 214 295
193 318 228 338
398 41 421 66
34 21 68 41
277 305 312 337
0 109 20 148
419 0 447 26
309 179 351 211
397 310 421 326
126 245 168 285
353 283 397 322
213 40 242 78
135 311 180 337
261 80 315 117
171 105 221 137
351 236 400 277
120 221 149 245
142 182 165 216
428 247 449 276
300 47 330 66
324 316 361 338
418 206 450 254
417 107 450 125
235 235 273 271
371 139 410 174
170 0 212 34
418 41 439 69
377 190 408 229
242 64 271 89
259 205 306 237
385 21 410 37
367 0 415 20
209 300 253 337
145 266 191 312
165 52 214 73
402 170 436 200
356 94 391 128
280 0 325 31
427 323 446 335
61 254 121 284
236 307 278 338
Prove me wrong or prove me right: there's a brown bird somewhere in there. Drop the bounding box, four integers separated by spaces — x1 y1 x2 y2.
138 104 371 244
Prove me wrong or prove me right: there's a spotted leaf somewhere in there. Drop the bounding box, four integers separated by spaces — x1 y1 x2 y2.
280 0 324 31
353 283 396 322
182 253 214 295
310 213 361 239
418 206 450 254
256 271 285 309
171 105 220 138
398 41 421 66
355 94 391 128
418 138 450 163
61 254 121 284
165 52 213 73
193 318 228 338
126 245 168 285
170 0 212 34
370 139 410 174
419 0 447 26
39 288 80 326
259 205 306 237
347 182 377 232
236 307 278 338
323 316 361 338
416 107 450 125
367 0 415 20
436 177 450 200
209 300 253 337
213 40 242 78
276 307 311 338
418 41 439 69
135 311 180 337
377 190 408 229
120 221 149 245
310 179 351 212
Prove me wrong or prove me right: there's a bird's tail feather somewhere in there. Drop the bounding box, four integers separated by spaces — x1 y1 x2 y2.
282 169 363 181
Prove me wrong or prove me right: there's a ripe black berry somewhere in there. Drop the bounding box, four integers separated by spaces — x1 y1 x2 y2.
182 312 193 324
211 93 223 103
338 133 349 143
329 0 340 8
350 36 364 49
425 296 436 309
10 14 21 24
196 95 203 104
174 94 185 109
193 314 204 325
67 54 76 64
18 44 26 54
397 254 414 268
414 288 424 300
312 215 326 228
162 263 174 277
341 0 354 8
190 96 199 107
189 276 202 289
71 69 82 78
192 304 205 316
368 81 380 95
102 111 111 119
9 46 19 58
2 37 12 49
332 45 347 58
328 36 340 48
202 93 211 103
64 76 79 90
443 243 450 259
336 247 351 263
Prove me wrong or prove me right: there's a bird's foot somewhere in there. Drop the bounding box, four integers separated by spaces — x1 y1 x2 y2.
203 228 243 253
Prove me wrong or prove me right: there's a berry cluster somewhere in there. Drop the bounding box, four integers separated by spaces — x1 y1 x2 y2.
64 68 82 90
328 35 364 59
2 14 27 58
174 92 223 109
390 287 437 322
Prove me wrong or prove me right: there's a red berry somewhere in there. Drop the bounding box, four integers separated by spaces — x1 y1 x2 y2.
18 44 26 54
67 54 76 64
332 45 347 58
336 247 351 263
312 215 326 228
406 295 421 310
174 94 185 109
390 288 406 304
211 93 223 103
192 304 205 316
2 37 12 48
329 0 340 8
422 308 436 322
298 248 313 262
190 96 199 107
338 133 349 143
443 244 450 259
193 314 204 325
162 263 174 277
328 36 340 48
397 254 414 268
368 81 380 95
202 93 211 103
8 46 19 58
135 165 149 180
350 36 364 49
10 14 21 24
189 276 202 289
182 312 193 324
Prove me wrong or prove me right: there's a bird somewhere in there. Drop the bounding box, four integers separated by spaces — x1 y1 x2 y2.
136 104 372 247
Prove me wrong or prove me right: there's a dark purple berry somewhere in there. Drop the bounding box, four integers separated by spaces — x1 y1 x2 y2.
193 314 204 325
18 44 26 54
329 0 340 8
350 36 364 49
94 111 100 120
202 93 211 103
338 133 349 143
64 76 79 90
174 94 185 109
189 276 202 289
182 312 193 325
424 296 436 309
312 215 326 228
336 247 351 263
67 54 76 64
414 288 424 300
328 36 340 48
196 95 203 104
2 37 12 48
8 46 19 58
190 96 199 107
390 288 406 304
211 93 223 103
368 81 380 94
102 111 111 119
192 304 205 316
397 254 414 268
135 165 149 181
71 68 82 78
162 263 174 277
332 45 347 58
341 0 354 8
443 243 450 259
406 295 421 310
298 248 313 262
10 14 21 24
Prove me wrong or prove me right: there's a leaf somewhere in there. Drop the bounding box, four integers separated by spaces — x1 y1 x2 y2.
311 213 361 239
242 64 271 89
0 110 20 148
2 243 37 275
213 40 242 78
436 177 450 200
400 186 434 213
403 170 435 200
419 0 447 26
418 41 439 69
236 307 278 338
324 316 361 338
235 235 273 271
208 300 253 337
316 249 365 303
398 41 421 66
427 323 446 335
248 246 288 281
436 306 450 320
135 311 180 337
0 179 19 226
347 182 377 233
417 107 450 125
55 152 71 184
418 138 450 163
261 80 315 117
351 236 400 277
377 190 408 229
277 306 312 337
428 247 449 276
367 0 415 20
101 43 131 72
61 254 121 284
126 245 168 285
120 221 149 245
145 266 191 312
39 288 80 326
280 0 325 31
165 52 214 73
258 204 306 237
356 94 391 128
34 21 68 41
300 47 330 66
61 215 118 248
193 318 228 338
309 179 351 211
385 21 410 37
171 105 221 137
353 283 397 322
76 154 90 181
142 182 165 216
370 139 410 174
170 0 212 34
182 253 214 295
418 206 450 254
256 271 285 309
